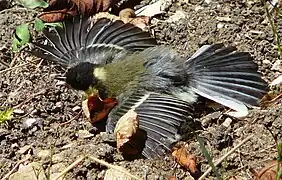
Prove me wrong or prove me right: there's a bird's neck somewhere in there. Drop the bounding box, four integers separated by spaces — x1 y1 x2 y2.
99 55 145 97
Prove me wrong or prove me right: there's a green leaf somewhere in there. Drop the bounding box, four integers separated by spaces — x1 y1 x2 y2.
0 108 13 124
17 0 48 9
34 18 45 32
12 23 31 52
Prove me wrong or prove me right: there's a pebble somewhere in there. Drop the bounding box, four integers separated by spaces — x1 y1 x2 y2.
271 60 282 71
262 59 271 65
18 145 31 154
76 130 94 139
13 109 25 115
217 23 224 29
23 118 37 128
72 106 81 112
55 80 66 86
222 118 233 128
11 143 19 149
270 75 282 86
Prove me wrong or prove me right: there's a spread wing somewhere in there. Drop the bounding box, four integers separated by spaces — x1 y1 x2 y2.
31 16 157 68
106 89 194 158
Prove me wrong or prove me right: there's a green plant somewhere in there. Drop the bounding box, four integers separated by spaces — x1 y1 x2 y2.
0 108 13 124
261 0 282 58
12 0 62 52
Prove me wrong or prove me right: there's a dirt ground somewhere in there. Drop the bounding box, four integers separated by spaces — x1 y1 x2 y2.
0 0 282 179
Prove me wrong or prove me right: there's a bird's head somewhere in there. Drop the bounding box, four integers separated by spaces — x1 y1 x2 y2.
66 62 107 95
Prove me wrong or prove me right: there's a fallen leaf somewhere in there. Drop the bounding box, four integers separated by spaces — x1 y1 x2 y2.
39 0 116 22
114 109 139 154
172 142 201 178
251 160 282 180
82 94 118 124
93 11 149 30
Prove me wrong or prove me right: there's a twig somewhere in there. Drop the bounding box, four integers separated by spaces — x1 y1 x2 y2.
87 155 142 180
13 89 46 109
59 110 82 126
9 45 28 67
1 155 31 180
54 156 85 180
199 134 254 179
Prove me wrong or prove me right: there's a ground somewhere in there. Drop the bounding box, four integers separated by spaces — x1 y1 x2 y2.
0 0 282 179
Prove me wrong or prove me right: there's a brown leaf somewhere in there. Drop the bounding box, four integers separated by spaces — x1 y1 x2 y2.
172 143 201 178
39 7 78 22
82 94 118 124
251 160 282 180
114 109 139 153
39 0 115 22
119 8 149 30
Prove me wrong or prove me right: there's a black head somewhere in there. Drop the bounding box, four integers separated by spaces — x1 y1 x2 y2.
66 62 97 91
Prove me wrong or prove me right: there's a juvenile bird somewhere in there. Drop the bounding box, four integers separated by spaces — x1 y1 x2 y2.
31 16 268 158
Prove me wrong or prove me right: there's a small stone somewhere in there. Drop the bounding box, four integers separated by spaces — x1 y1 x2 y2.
222 118 232 128
72 106 81 112
167 10 186 23
270 75 282 86
271 60 282 71
13 109 25 115
18 145 32 155
216 16 232 22
11 143 19 149
262 60 271 64
217 23 224 29
53 102 64 112
61 143 75 149
23 118 37 128
76 130 94 139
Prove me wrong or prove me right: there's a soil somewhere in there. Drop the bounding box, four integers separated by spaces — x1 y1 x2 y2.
0 0 282 179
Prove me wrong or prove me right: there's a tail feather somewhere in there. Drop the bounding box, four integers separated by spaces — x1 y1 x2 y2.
31 16 157 68
186 43 268 112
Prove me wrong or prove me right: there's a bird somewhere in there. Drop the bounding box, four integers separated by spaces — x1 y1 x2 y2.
31 16 268 159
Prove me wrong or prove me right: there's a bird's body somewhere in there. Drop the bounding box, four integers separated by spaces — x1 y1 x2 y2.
91 47 196 102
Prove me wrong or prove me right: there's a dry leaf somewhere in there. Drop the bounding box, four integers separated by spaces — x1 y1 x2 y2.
39 0 114 22
114 109 139 153
172 143 201 178
82 94 118 124
251 160 282 180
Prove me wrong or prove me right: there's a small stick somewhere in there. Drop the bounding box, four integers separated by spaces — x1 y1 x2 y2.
87 155 142 180
199 134 254 179
1 155 31 180
59 110 82 126
54 156 85 180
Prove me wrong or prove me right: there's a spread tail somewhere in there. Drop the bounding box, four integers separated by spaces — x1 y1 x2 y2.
186 43 268 112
